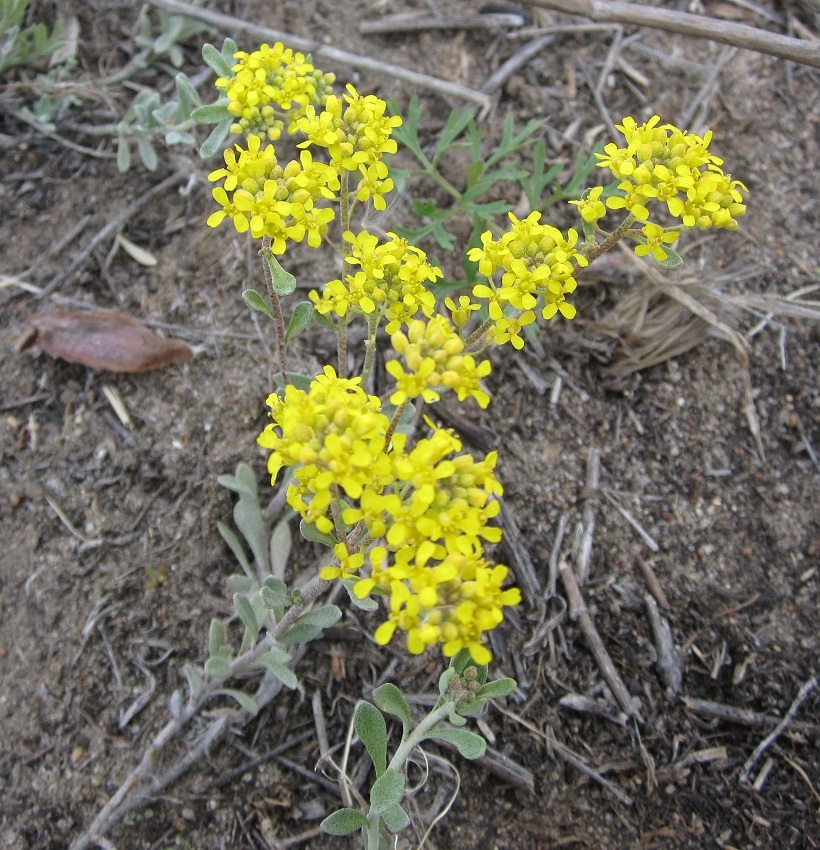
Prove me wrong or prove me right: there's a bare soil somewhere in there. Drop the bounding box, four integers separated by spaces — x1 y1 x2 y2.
1 2 818 849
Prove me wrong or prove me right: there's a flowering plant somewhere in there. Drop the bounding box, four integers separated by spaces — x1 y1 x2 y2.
75 39 747 850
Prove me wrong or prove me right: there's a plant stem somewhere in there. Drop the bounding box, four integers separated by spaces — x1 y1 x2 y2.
582 213 635 263
360 313 381 387
71 575 332 849
260 236 291 384
384 400 409 447
336 323 348 378
363 701 455 850
464 316 494 351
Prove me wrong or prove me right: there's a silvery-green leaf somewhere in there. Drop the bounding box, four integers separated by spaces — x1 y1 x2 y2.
182 663 204 700
174 71 200 116
263 576 288 596
653 247 683 270
477 678 517 700
137 137 158 171
438 668 456 697
233 593 259 638
217 521 253 579
373 683 410 735
202 41 233 78
242 288 274 318
280 604 341 645
225 574 256 594
200 118 232 159
447 707 468 726
217 473 256 499
354 701 387 777
217 688 258 715
381 801 410 833
320 808 368 836
431 727 486 760
264 253 296 296
250 649 298 689
116 136 131 173
285 301 314 342
270 515 292 578
235 462 258 495
152 102 178 124
369 769 405 813
208 619 224 657
204 655 231 679
259 585 285 620
298 519 336 547
268 662 298 690
234 497 269 572
191 101 231 124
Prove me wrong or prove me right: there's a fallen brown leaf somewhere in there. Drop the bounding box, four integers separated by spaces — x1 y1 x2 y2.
20 310 193 372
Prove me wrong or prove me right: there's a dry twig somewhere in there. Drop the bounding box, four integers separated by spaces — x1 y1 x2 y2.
359 12 527 35
498 706 634 805
522 0 820 68
643 594 682 696
559 560 640 720
738 676 817 784
147 0 493 110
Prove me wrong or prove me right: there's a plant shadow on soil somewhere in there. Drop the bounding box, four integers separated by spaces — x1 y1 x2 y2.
0 1 818 848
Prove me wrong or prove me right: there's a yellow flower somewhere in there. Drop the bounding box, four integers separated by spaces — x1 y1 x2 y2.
570 186 607 223
635 222 679 262
387 316 492 408
208 140 339 252
309 231 439 331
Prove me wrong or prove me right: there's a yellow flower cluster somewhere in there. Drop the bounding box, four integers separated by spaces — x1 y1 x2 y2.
217 42 335 140
310 231 440 333
387 316 492 408
369 548 520 665
207 136 339 252
596 115 747 230
208 47 402 250
257 370 519 663
257 366 392 533
468 211 585 346
297 84 403 210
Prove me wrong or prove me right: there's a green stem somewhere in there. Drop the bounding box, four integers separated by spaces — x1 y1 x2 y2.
260 236 290 385
363 701 455 850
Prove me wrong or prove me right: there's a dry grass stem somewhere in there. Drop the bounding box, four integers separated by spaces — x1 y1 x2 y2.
522 0 820 68
147 0 493 110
